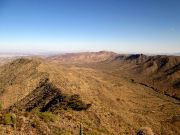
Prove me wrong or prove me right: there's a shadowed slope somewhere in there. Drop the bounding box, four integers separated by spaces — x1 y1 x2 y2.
132 55 180 99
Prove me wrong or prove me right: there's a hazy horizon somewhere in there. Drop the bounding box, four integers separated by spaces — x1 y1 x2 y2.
0 0 180 54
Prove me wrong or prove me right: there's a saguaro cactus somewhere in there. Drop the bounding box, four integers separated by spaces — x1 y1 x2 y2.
79 123 84 135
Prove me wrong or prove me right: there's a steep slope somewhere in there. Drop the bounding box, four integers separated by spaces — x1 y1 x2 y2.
103 54 180 99
131 55 180 99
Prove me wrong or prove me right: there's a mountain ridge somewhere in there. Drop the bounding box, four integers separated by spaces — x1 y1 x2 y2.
0 55 179 134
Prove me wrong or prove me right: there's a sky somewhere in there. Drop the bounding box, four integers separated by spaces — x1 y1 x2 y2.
0 0 180 54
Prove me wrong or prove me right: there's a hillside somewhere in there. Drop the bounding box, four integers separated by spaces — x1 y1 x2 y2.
0 56 179 135
105 54 180 99
49 52 180 99
132 55 180 99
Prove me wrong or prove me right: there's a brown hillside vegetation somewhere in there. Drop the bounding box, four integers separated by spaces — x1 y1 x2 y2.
0 53 179 135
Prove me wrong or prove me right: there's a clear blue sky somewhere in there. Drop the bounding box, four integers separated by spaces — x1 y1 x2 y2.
0 0 180 53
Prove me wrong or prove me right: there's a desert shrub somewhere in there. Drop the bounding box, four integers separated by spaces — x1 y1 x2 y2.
32 107 41 115
4 113 11 125
4 113 16 128
53 130 72 135
32 108 57 122
39 111 57 122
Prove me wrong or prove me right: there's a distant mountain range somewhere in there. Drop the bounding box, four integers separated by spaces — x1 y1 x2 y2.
0 50 179 58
